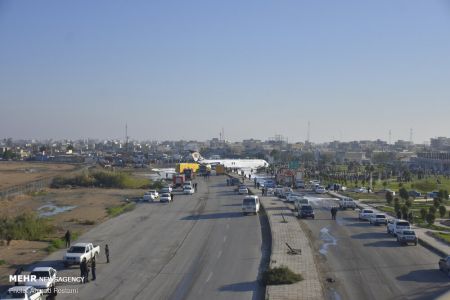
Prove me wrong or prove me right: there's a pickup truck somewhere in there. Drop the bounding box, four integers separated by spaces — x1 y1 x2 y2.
396 229 418 245
63 242 100 266
1 286 43 300
439 256 450 276
25 267 57 291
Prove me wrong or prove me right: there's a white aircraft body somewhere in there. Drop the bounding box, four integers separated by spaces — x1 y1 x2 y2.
191 152 269 170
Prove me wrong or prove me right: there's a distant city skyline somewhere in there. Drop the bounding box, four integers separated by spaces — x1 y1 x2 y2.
1 1 450 143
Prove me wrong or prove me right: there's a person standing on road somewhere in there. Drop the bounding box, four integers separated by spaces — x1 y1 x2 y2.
80 259 87 283
105 244 110 263
332 207 338 220
170 192 174 202
64 230 71 248
91 257 96 281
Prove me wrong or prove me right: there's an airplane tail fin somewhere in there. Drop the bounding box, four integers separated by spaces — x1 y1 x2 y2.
191 151 203 162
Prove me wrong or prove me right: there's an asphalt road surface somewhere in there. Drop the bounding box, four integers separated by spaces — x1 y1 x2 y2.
34 176 268 300
300 195 450 300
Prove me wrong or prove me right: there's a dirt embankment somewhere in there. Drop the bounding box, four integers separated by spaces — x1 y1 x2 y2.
0 187 145 289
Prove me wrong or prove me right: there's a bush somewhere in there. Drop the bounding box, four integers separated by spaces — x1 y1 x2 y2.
51 171 151 189
434 198 442 208
0 259 6 265
429 206 437 215
107 203 136 217
385 192 393 205
401 205 409 220
405 199 412 208
399 188 409 201
262 266 303 285
0 213 54 241
439 205 447 218
46 238 65 253
420 208 427 220
426 213 436 226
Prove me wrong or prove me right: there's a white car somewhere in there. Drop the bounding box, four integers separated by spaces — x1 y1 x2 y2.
143 190 158 201
25 267 57 290
238 186 249 195
369 213 388 225
160 186 173 194
358 209 375 221
160 193 172 202
242 196 260 215
1 286 43 300
339 197 356 210
387 219 411 236
396 229 418 245
286 193 303 203
315 186 326 194
183 186 195 194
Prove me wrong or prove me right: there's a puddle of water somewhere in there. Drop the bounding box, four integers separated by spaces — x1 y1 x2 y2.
38 204 77 217
319 227 337 255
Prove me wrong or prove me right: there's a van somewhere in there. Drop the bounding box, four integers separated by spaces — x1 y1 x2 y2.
242 196 260 215
294 198 309 211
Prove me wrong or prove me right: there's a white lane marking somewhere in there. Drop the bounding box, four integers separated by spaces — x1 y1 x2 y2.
319 227 337 256
206 272 213 282
217 250 222 258
223 236 227 243
226 223 230 229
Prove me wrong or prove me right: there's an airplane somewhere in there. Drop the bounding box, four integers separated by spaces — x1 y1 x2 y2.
190 152 269 170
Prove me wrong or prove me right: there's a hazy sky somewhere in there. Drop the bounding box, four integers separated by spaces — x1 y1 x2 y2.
1 0 450 143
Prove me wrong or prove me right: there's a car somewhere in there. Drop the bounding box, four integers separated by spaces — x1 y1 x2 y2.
387 219 411 236
354 187 369 193
369 213 388 225
339 197 356 210
160 193 172 202
358 209 375 221
378 189 396 196
242 196 260 215
315 186 326 194
286 193 303 203
1 286 43 300
238 186 249 195
25 267 57 291
160 186 172 194
143 190 159 201
298 205 315 219
294 197 309 211
439 256 450 276
183 186 195 194
408 190 421 198
396 229 418 245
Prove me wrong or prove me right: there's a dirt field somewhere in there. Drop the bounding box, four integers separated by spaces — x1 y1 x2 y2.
0 162 77 189
0 187 145 289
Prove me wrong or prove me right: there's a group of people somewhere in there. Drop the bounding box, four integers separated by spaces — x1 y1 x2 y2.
80 244 110 284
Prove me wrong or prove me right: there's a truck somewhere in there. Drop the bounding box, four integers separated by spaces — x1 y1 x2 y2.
173 174 185 187
63 242 100 266
438 256 450 276
176 163 199 174
387 219 411 236
215 164 225 175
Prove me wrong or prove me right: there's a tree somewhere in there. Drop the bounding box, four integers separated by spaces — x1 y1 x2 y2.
439 205 447 218
438 189 449 201
426 213 435 226
382 181 388 189
399 187 409 201
401 205 409 220
429 206 437 215
385 191 393 205
420 208 427 221
394 198 401 214
405 199 412 208
433 198 442 208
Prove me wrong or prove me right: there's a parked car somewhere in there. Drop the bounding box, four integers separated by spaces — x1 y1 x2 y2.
160 186 172 194
339 197 356 210
286 193 303 203
387 219 411 236
294 198 309 211
358 209 375 221
396 229 418 245
1 286 43 300
238 186 249 195
25 267 57 290
143 190 159 202
160 193 172 202
315 186 326 194
63 243 100 266
298 205 315 219
408 190 421 198
369 214 388 225
438 256 450 276
242 196 260 215
183 186 195 194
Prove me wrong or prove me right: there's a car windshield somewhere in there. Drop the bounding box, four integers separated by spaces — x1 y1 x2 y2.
8 291 26 299
364 210 373 213
243 199 255 205
397 222 410 226
301 206 313 211
68 246 85 253
162 193 170 197
376 215 386 218
30 271 49 279
403 231 415 235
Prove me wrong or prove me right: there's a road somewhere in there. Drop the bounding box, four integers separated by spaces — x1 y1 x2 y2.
300 195 450 300
35 176 269 300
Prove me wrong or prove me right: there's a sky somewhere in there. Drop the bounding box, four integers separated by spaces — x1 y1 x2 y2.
1 0 450 143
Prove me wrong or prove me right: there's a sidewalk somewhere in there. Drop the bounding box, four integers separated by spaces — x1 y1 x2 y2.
328 190 450 257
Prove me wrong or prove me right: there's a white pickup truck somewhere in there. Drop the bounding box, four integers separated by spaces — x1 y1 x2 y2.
63 242 100 266
387 219 411 236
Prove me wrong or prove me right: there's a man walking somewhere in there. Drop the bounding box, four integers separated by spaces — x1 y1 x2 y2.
105 244 110 263
80 259 87 283
64 230 71 248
